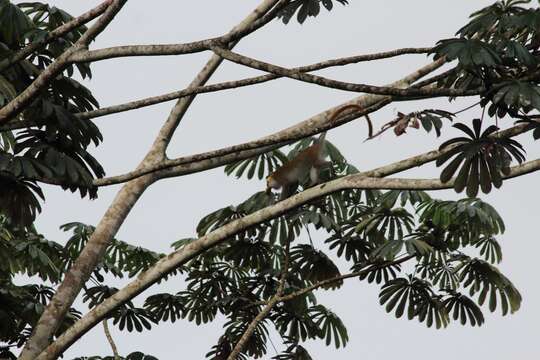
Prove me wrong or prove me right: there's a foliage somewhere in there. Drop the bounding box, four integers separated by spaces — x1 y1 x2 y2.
0 217 170 358
0 0 104 227
2 0 540 359
277 0 348 24
436 118 525 197
137 136 519 358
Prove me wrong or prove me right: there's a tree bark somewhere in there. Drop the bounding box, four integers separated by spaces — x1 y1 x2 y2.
22 2 281 360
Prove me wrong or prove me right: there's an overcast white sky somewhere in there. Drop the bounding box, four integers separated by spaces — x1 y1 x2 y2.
27 1 540 359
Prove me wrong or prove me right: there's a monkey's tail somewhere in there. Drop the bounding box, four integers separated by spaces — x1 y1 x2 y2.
317 131 327 144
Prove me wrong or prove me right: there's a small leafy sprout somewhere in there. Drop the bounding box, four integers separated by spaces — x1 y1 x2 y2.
436 118 525 197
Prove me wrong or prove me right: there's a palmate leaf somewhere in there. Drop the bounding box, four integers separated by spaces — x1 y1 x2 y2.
437 119 525 197
379 276 449 328
112 307 156 333
504 40 538 67
15 129 104 198
0 173 43 226
197 194 270 242
355 207 414 242
14 232 64 282
197 205 247 236
290 244 342 289
222 313 269 359
371 239 404 260
19 2 92 78
124 352 159 360
0 128 15 152
224 150 287 180
325 222 374 263
487 81 540 116
223 238 272 269
442 290 485 327
431 263 460 290
294 207 339 232
457 0 530 39
415 109 454 138
119 245 162 278
415 295 449 329
472 235 502 264
273 306 320 343
455 257 521 315
82 285 120 309
23 86 102 149
273 340 313 360
180 264 239 325
277 0 348 24
206 336 247 360
268 214 302 245
24 284 54 305
0 0 34 46
354 261 402 285
309 305 348 348
376 190 431 208
417 198 505 249
431 38 502 69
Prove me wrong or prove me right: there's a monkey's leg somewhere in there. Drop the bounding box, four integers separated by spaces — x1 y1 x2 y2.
280 181 299 200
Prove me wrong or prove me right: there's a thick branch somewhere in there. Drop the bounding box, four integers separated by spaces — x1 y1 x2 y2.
16 3 131 360
30 2 283 360
0 1 111 73
73 47 431 122
0 0 128 125
93 100 390 186
67 0 289 64
40 157 540 360
211 47 480 98
94 56 448 186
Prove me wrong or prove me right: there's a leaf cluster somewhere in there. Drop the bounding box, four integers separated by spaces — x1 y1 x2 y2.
0 1 104 226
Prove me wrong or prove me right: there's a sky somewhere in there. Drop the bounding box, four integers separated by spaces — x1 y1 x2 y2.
24 1 540 359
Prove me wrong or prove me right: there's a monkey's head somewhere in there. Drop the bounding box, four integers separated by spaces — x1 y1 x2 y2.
266 174 280 192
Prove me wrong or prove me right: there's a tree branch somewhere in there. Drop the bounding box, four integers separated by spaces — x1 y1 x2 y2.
211 46 480 98
30 2 283 360
0 0 128 126
0 1 112 73
276 255 415 304
71 47 430 122
39 157 540 360
67 0 290 64
92 100 390 186
102 319 120 360
227 232 292 360
93 55 448 186
16 3 131 360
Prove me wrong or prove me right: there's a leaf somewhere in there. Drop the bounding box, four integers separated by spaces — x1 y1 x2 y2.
436 119 525 196
431 38 502 68
309 305 348 348
290 244 342 289
277 0 349 24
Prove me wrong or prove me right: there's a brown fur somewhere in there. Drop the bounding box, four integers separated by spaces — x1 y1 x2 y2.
266 104 372 199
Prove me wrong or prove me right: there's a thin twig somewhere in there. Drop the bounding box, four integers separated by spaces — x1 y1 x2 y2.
102 319 120 360
276 255 414 304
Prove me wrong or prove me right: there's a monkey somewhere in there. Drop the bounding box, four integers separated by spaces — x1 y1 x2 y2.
266 104 373 200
